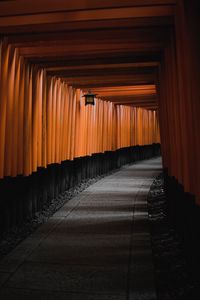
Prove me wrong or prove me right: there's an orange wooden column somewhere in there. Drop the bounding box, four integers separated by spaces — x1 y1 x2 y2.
158 0 200 204
0 40 160 179
0 42 9 178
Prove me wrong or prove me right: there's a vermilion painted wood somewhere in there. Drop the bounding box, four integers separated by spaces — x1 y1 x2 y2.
0 42 160 178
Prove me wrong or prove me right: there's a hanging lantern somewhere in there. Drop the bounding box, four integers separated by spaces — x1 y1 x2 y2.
82 90 97 105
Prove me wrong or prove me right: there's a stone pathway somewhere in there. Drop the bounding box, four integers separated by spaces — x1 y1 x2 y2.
0 157 162 300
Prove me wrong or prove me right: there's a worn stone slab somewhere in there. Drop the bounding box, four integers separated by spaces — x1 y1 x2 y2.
26 232 130 266
0 217 63 273
0 273 10 287
57 213 133 235
6 262 127 295
128 183 158 300
0 288 125 300
52 193 88 217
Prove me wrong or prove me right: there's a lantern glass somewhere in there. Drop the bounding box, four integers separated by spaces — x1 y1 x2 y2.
86 95 95 105
83 90 96 105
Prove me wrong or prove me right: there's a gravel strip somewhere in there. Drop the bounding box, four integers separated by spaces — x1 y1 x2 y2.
147 174 198 300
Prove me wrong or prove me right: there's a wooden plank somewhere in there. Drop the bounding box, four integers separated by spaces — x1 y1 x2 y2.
4 46 16 176
42 70 47 168
28 53 160 68
17 57 25 175
0 42 9 178
0 0 177 17
32 68 39 172
0 6 175 28
0 17 174 35
46 77 53 164
7 27 169 46
11 50 20 176
18 43 163 58
46 62 159 72
23 65 32 176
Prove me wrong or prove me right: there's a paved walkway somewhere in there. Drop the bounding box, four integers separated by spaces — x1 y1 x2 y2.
0 157 162 300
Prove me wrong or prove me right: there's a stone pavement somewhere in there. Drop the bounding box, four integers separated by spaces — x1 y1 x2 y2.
0 157 162 300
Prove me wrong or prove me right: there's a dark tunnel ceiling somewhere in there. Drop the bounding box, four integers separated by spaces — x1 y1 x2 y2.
0 0 176 110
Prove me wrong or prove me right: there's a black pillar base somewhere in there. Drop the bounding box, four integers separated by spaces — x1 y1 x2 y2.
164 170 200 280
0 143 160 236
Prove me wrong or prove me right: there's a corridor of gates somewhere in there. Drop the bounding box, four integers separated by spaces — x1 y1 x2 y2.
0 1 200 299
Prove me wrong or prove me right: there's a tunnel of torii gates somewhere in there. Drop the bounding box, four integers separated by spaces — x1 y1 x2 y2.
0 0 200 236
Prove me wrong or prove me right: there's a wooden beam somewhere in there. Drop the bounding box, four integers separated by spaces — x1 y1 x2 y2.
69 79 156 89
0 17 173 35
6 27 170 45
0 6 175 28
47 67 156 79
46 62 159 72
28 53 161 68
102 96 157 102
60 73 156 84
114 101 157 106
0 0 177 17
96 91 156 97
18 42 163 58
91 84 156 92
